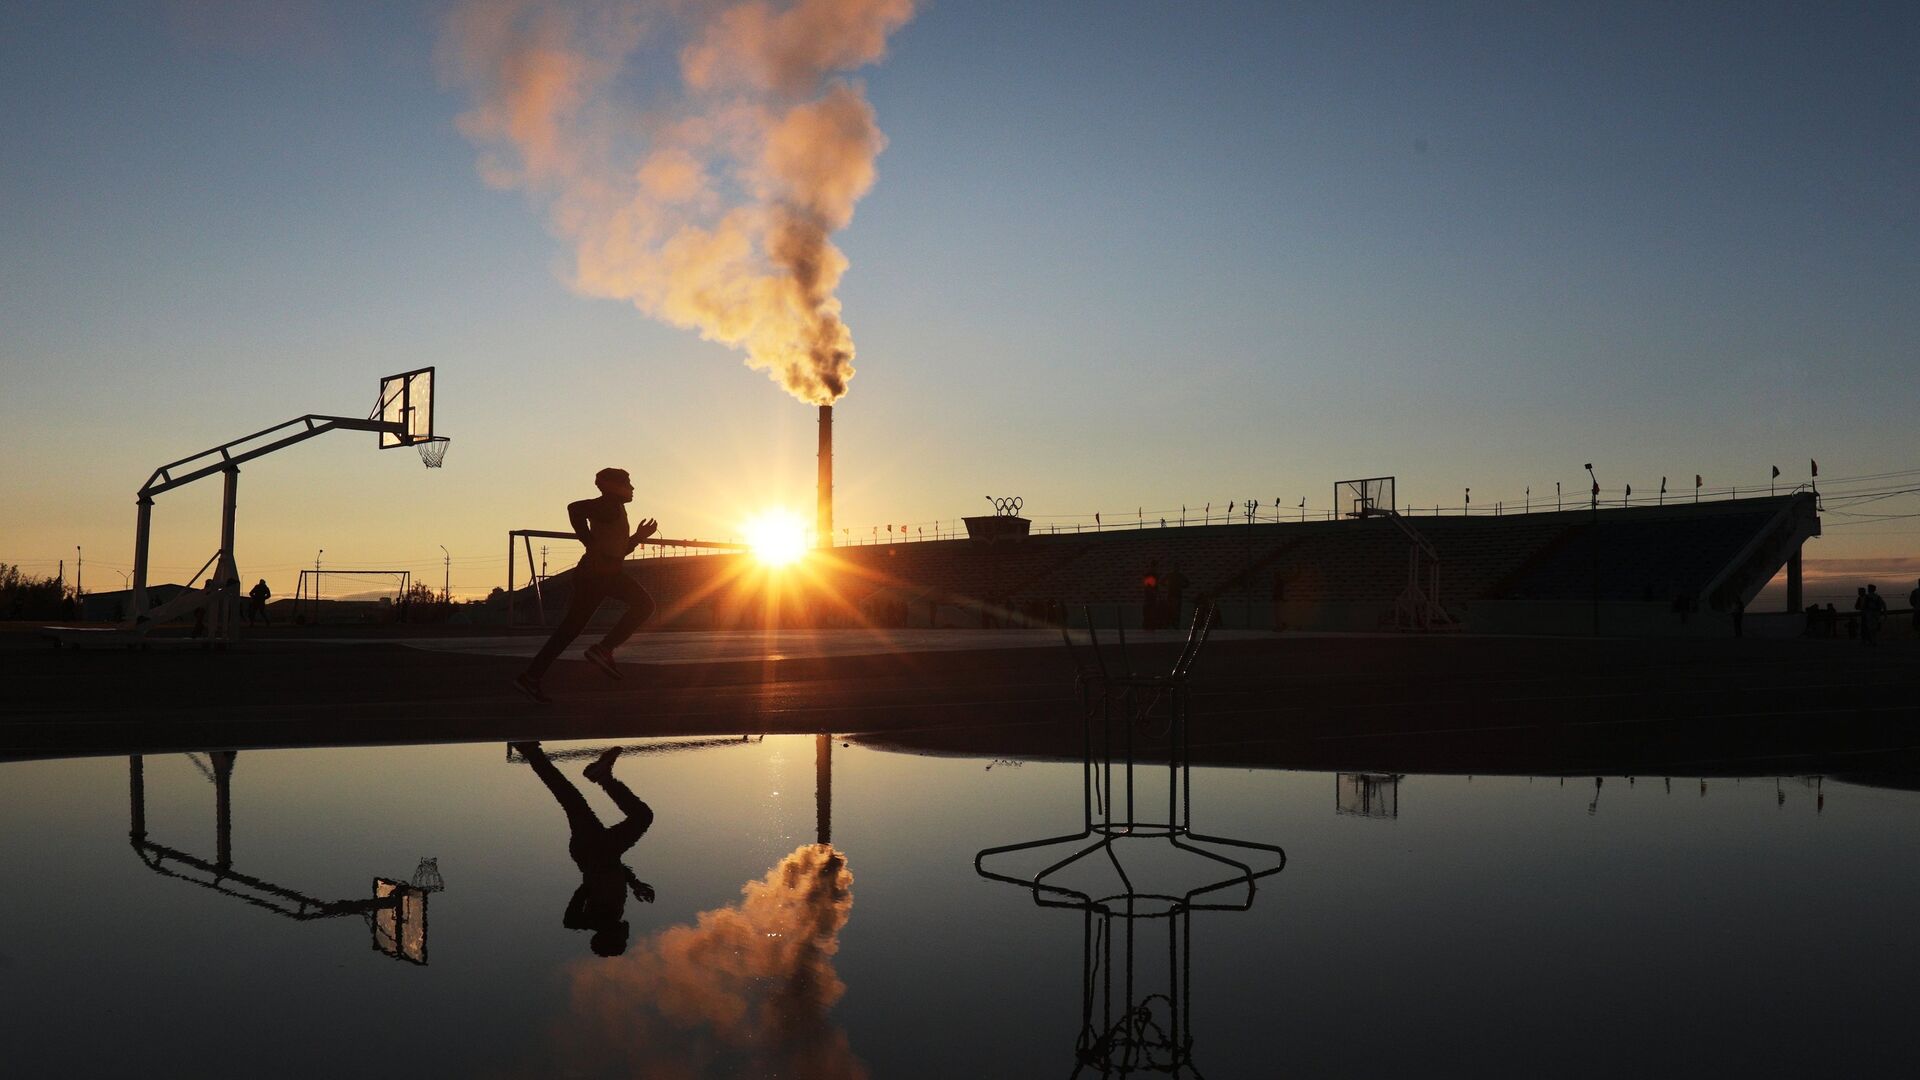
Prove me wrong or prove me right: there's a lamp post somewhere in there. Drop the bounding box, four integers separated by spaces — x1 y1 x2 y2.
1243 499 1260 627
1583 466 1598 636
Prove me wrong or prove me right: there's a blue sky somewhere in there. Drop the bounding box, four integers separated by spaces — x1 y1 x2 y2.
3 1 1915 596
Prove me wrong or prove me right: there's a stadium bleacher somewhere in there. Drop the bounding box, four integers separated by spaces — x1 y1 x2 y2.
517 494 1819 635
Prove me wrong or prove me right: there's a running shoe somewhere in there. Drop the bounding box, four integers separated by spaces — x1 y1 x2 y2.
583 747 621 784
513 673 551 703
584 644 623 680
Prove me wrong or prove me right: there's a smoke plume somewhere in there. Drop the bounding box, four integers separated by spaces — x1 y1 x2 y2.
536 844 863 1078
441 0 914 404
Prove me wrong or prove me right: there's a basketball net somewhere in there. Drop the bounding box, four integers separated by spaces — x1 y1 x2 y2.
417 437 450 468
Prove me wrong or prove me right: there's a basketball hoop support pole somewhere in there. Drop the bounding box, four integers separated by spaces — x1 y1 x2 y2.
129 414 403 620
132 494 153 616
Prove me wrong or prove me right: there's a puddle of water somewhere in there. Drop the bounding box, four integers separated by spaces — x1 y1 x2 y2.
2 737 1916 1077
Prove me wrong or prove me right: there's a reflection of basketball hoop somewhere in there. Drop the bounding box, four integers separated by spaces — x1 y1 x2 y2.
416 436 451 469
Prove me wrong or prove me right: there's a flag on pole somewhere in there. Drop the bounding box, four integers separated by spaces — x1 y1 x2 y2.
1771 465 1780 479
1810 459 1818 477
1695 475 1702 487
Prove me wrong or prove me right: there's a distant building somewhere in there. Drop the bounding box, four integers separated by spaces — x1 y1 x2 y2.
80 585 187 622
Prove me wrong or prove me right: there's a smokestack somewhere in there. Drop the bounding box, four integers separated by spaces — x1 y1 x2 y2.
817 404 834 546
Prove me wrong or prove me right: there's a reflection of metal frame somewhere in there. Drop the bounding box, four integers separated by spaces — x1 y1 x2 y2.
1074 892 1204 1075
975 605 1286 1076
504 735 763 764
983 860 1276 1076
128 754 439 965
976 605 1286 912
1335 773 1403 819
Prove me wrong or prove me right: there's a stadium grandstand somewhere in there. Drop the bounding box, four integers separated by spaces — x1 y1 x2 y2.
509 492 1821 637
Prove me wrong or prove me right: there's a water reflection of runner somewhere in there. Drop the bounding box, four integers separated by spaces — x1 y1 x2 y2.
513 743 656 956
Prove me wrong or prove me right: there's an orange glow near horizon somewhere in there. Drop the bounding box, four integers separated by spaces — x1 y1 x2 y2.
744 509 809 567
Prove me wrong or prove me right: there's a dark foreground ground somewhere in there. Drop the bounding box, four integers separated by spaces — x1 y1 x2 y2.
4 625 1917 778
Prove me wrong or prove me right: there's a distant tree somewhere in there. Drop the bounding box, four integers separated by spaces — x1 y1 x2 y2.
400 581 450 623
0 564 73 620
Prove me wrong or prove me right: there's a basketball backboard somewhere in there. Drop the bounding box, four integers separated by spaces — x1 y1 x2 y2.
1334 476 1395 518
375 367 434 448
1336 772 1402 818
371 878 428 964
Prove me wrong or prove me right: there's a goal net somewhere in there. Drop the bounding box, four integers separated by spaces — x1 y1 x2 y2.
1335 773 1402 818
293 569 412 624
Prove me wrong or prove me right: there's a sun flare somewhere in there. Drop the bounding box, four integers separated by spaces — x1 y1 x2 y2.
744 510 809 567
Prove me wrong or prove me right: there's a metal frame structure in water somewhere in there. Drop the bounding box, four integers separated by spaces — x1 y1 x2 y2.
975 605 1286 1074
974 602 1286 914
128 753 442 964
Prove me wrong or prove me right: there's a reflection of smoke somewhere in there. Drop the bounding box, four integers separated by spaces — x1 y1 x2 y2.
441 0 914 404
547 844 863 1079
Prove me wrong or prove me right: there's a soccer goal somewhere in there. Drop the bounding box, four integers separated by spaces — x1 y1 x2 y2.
294 569 412 624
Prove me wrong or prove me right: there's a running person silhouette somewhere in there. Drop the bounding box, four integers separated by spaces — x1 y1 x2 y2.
515 467 657 702
511 743 655 956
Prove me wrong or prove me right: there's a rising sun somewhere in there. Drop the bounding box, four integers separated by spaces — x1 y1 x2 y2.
744 509 808 567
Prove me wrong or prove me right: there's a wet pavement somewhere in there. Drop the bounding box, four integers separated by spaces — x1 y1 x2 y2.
3 734 1917 1077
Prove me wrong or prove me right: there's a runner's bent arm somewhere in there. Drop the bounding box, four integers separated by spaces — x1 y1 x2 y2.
567 499 597 545
626 867 655 903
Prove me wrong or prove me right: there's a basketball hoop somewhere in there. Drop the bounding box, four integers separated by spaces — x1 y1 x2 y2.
417 437 451 469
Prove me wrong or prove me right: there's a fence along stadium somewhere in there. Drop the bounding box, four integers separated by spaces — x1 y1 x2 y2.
510 485 1821 638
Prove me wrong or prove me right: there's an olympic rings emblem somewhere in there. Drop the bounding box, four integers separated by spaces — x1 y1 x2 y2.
989 496 1024 517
